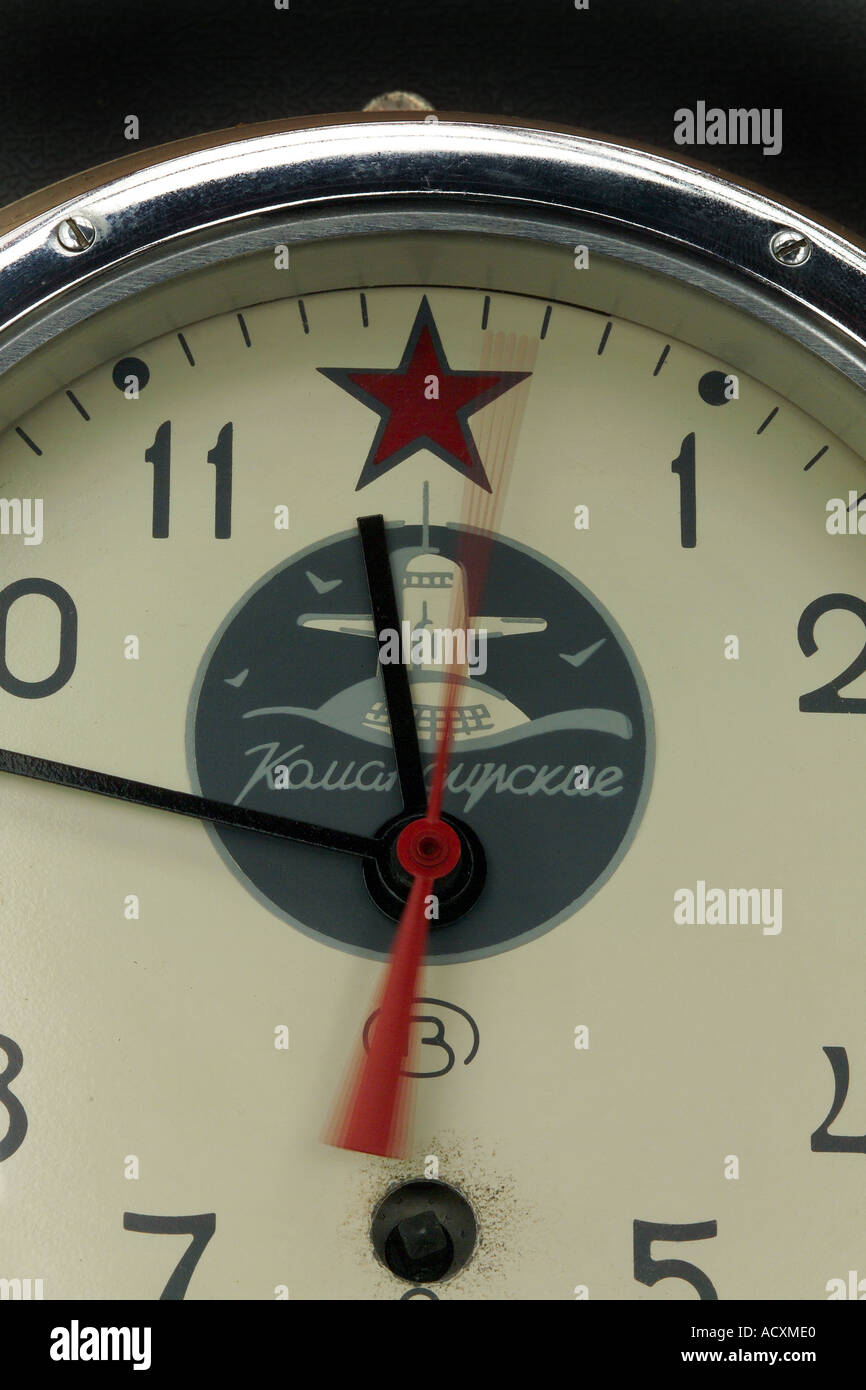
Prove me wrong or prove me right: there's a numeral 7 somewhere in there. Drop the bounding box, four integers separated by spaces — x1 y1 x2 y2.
124 1211 216 1300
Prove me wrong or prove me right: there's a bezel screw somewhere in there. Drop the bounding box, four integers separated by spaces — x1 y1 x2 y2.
769 227 812 266
55 216 98 253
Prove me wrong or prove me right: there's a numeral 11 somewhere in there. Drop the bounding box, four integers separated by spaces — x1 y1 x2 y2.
145 421 233 538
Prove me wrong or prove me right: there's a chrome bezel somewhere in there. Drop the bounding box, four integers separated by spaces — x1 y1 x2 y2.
0 116 865 394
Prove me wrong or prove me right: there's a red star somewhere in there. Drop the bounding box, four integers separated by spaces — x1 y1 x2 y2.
319 297 531 491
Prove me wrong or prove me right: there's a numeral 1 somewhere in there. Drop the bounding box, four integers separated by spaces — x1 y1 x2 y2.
671 432 697 548
207 422 233 539
145 421 171 538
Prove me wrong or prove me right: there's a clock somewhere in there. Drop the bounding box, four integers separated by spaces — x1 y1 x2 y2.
1 111 865 1303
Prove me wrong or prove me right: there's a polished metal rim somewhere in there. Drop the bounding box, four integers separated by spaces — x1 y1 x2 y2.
0 116 864 371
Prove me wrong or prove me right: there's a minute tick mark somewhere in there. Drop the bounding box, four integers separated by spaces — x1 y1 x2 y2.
177 333 195 366
804 445 829 471
652 345 670 376
66 391 90 421
15 427 41 456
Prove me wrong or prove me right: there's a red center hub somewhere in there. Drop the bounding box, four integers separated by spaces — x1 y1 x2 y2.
395 817 462 880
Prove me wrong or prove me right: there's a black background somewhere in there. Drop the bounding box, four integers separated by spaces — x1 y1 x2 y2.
0 0 863 232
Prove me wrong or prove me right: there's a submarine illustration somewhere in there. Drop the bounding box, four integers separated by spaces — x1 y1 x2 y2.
239 486 634 750
296 488 548 744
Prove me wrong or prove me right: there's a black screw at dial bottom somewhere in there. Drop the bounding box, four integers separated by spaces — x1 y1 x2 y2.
371 1178 478 1284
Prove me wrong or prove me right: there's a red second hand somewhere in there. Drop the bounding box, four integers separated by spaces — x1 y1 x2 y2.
329 325 534 1158
333 872 434 1157
329 700 461 1157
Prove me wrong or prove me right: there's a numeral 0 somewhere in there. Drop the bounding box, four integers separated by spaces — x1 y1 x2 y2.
0 579 77 698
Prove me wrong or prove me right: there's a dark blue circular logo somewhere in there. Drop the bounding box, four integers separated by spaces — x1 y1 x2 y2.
189 522 653 960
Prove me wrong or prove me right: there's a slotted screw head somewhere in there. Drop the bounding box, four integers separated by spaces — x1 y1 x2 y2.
55 216 97 253
769 228 812 266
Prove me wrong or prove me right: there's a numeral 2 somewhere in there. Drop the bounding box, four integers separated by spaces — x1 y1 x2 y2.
798 594 866 712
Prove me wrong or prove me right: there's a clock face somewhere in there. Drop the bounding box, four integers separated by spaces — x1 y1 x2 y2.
1 212 866 1300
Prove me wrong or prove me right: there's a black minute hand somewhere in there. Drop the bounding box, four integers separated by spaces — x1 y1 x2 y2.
0 748 380 859
357 514 426 813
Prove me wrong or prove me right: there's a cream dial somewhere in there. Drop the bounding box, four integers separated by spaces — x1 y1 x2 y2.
0 256 865 1300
